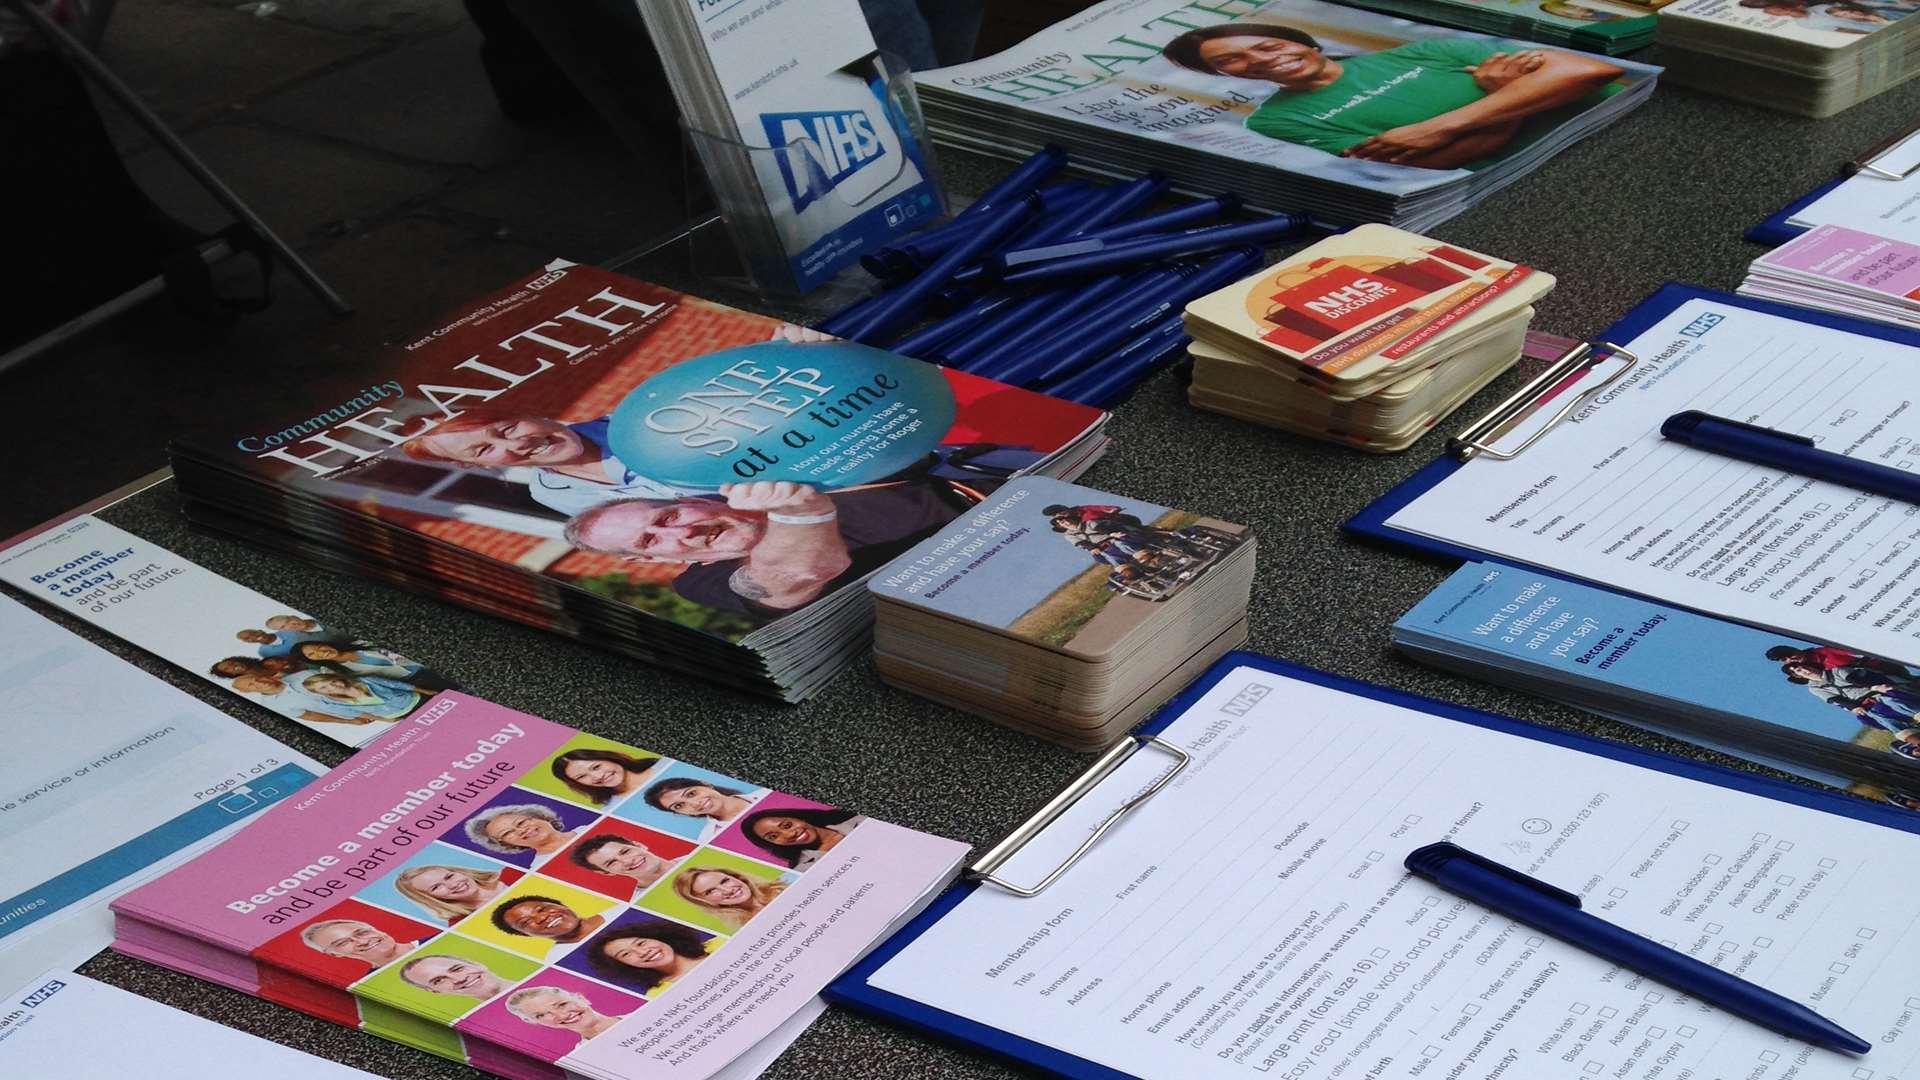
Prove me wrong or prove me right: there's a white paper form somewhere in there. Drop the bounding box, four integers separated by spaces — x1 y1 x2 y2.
1791 133 1920 242
868 665 1920 1080
0 594 320 988
1385 297 1920 666
0 971 379 1077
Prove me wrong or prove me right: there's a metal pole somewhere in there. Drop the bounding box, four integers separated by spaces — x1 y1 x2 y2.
5 0 354 316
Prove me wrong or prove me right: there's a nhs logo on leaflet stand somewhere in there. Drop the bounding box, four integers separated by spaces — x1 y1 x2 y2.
761 109 888 212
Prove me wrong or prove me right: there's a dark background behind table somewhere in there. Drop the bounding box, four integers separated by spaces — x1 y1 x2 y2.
5 0 1919 1075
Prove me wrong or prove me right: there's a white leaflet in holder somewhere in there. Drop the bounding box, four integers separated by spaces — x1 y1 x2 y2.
678 52 949 303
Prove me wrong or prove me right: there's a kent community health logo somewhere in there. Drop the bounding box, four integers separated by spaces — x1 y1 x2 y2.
760 109 887 212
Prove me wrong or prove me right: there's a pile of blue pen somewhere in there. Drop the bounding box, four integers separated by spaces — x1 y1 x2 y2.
813 146 1313 408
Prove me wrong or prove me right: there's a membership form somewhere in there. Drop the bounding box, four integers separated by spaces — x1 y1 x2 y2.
867 667 1920 1080
1387 297 1920 664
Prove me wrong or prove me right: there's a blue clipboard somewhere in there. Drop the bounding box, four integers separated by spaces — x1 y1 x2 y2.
1746 176 1841 246
1748 127 1920 246
1346 282 1920 565
824 648 1920 1080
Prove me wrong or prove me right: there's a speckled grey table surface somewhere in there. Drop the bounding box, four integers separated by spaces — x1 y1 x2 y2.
34 75 1920 1079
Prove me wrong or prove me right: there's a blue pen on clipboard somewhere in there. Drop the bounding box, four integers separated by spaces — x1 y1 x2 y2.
1662 410 1920 504
1407 843 1870 1055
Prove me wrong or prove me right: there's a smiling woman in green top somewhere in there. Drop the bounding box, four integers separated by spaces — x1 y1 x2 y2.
1162 23 1625 171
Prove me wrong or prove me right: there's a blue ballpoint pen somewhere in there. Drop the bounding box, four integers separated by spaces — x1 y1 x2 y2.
1662 410 1920 504
1405 843 1871 1055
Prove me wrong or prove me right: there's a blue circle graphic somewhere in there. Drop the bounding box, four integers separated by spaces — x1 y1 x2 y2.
606 341 955 491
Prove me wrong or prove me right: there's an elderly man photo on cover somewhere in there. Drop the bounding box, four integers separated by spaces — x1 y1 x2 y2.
564 479 964 622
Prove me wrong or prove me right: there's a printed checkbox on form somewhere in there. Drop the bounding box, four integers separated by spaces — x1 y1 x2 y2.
1819 858 1838 869
1370 947 1391 959
1527 936 1545 948
1423 1045 1442 1058
1645 992 1664 1003
1831 962 1851 974
1761 1050 1780 1063
1608 887 1627 898
1777 875 1795 886
1584 1063 1603 1075
1403 814 1422 824
1570 1003 1590 1014
1755 937 1773 948
1366 851 1384 862
1909 997 1920 1010
1672 820 1690 831
1648 1027 1667 1039
1660 939 1677 947
1462 1003 1482 1016
1852 1069 1873 1080
1816 503 1832 511
1722 940 1740 953
1859 928 1876 939
1776 841 1794 851
1678 1026 1698 1038
1900 461 1913 470
1424 896 1442 907
1706 923 1724 934
1600 1007 1619 1019
1753 832 1771 842
1704 854 1722 865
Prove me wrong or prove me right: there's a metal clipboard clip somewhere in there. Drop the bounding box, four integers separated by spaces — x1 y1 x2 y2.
966 734 1190 897
1446 339 1640 462
1848 127 1920 180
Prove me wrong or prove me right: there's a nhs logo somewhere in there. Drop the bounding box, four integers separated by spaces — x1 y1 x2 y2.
1219 682 1272 717
19 978 65 1008
761 109 886 212
1678 312 1724 338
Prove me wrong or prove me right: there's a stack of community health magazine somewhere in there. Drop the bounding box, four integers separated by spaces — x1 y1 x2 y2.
166 265 1109 702
111 691 969 1080
1336 0 1662 52
1394 562 1920 792
870 477 1256 749
1657 0 1920 115
914 0 1660 228
1182 225 1553 450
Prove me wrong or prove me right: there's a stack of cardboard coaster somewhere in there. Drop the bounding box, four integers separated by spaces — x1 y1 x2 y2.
870 477 1255 750
1184 225 1556 451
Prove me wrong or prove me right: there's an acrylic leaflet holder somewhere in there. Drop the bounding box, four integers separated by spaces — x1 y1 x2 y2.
677 53 948 306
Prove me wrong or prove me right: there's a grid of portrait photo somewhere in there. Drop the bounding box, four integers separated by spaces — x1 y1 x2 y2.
250 732 866 1065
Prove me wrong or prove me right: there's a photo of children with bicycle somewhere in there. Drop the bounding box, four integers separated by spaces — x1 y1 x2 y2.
1042 502 1248 603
